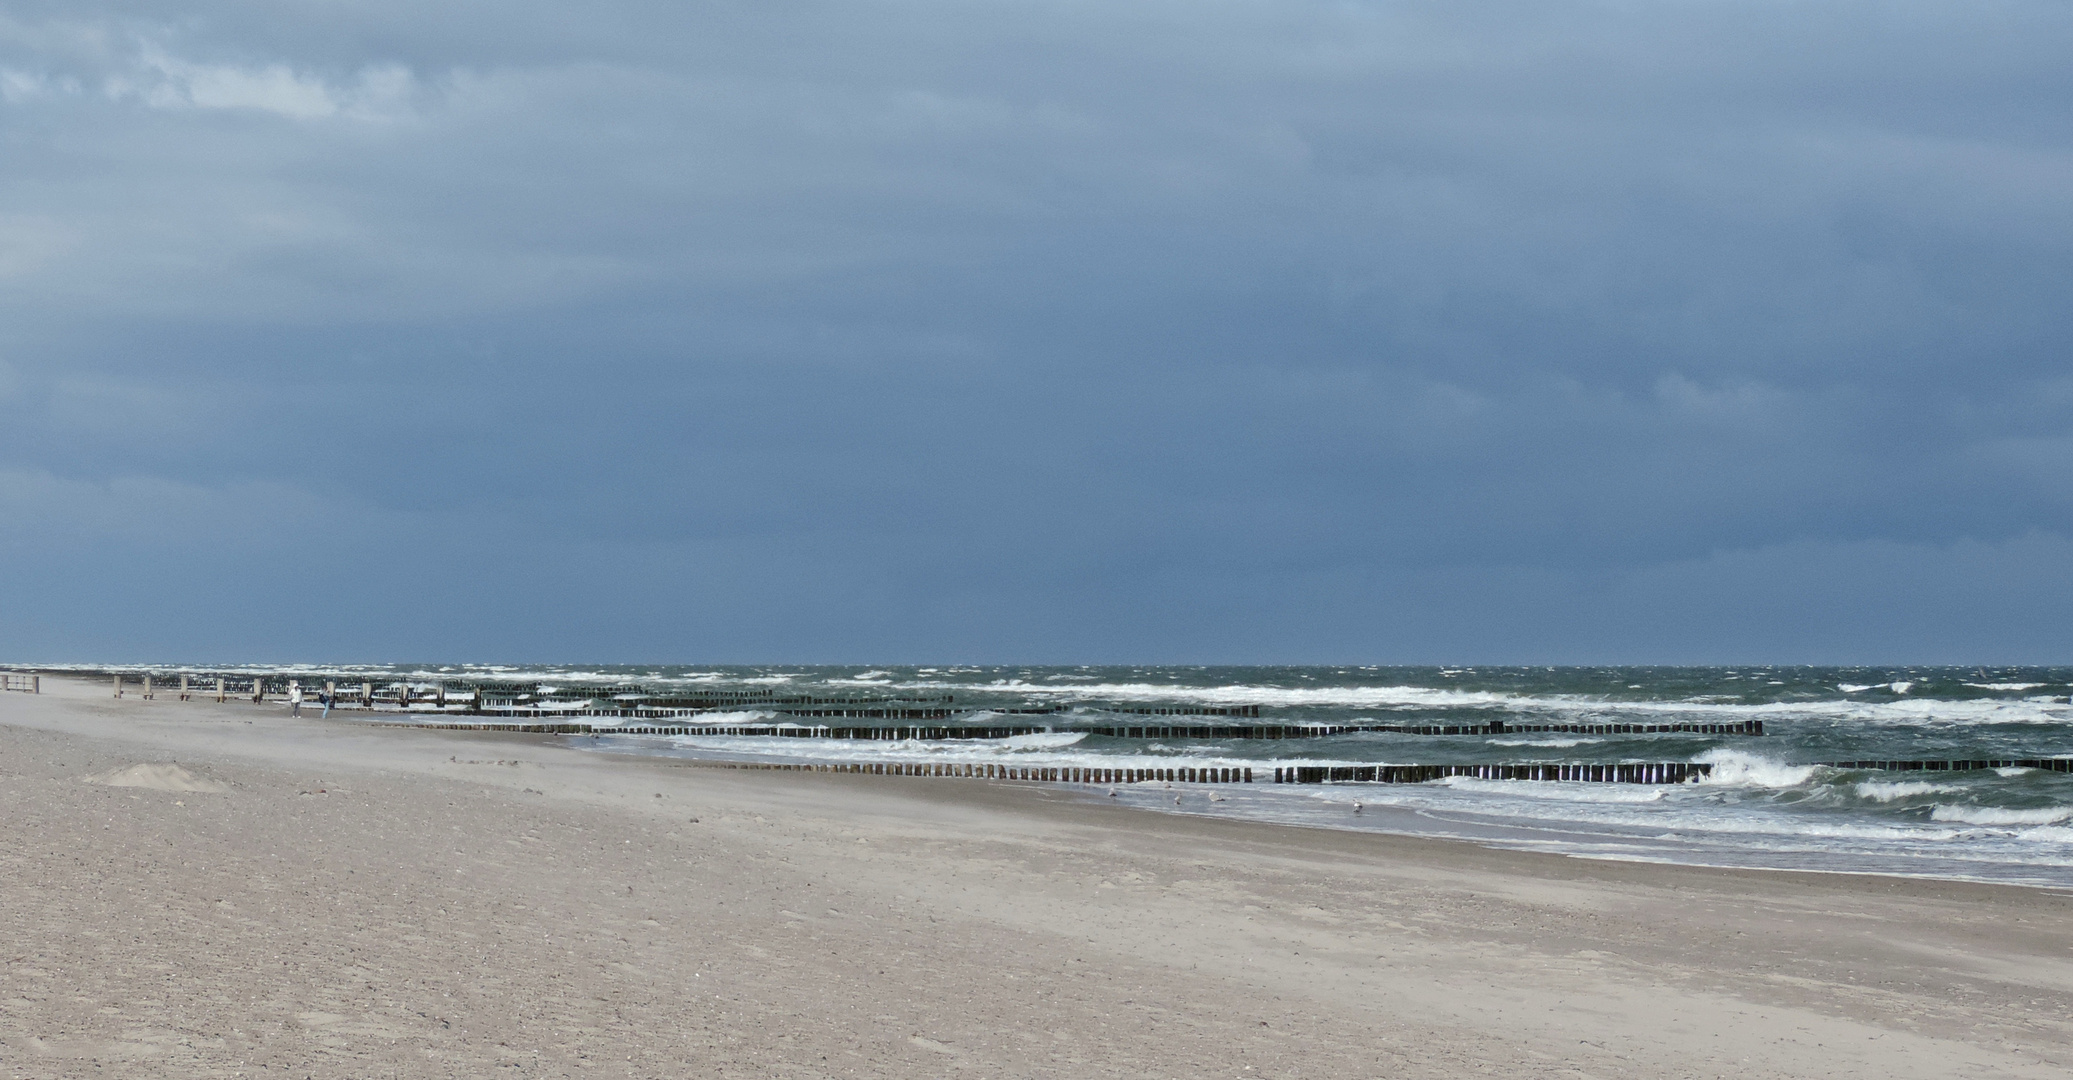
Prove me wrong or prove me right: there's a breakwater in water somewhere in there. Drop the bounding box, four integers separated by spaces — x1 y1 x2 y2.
702 760 1713 784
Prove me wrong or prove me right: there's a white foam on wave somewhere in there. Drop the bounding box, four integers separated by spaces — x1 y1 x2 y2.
1696 750 1818 788
1004 732 1087 750
1968 682 2047 691
826 671 894 685
592 709 773 727
892 679 1520 709
1430 777 1669 803
1854 781 1961 802
1930 804 2073 826
1294 775 1969 843
645 733 1227 771
898 679 2073 727
1651 696 2073 727
1487 737 1600 748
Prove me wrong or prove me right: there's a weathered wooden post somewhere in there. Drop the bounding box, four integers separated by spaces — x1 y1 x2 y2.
252 677 265 704
435 683 446 708
398 685 411 709
216 677 226 702
142 674 153 699
113 673 123 698
361 681 373 706
179 674 190 700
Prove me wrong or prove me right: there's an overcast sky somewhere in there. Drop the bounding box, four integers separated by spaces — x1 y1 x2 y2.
2 0 2070 665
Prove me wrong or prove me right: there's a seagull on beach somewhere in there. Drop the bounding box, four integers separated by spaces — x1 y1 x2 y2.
1351 799 1363 814
1207 792 1226 803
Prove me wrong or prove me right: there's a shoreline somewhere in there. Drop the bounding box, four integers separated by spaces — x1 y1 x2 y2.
29 674 2070 895
6 675 2073 1077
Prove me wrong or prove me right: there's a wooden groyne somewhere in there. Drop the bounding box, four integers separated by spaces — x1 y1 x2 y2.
1273 763 1711 784
711 762 1257 783
705 761 1713 785
1818 758 2073 773
1076 720 1762 738
366 717 1762 740
1 673 38 693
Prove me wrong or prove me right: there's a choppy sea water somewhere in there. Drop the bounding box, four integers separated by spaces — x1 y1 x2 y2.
92 663 2073 888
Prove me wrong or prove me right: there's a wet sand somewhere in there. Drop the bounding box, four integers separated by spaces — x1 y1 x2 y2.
3 675 2072 1078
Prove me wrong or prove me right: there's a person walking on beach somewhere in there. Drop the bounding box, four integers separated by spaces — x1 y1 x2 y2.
319 685 333 719
288 681 303 717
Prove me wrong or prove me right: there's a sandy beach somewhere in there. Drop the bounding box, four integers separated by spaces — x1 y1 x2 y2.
3 676 2071 1078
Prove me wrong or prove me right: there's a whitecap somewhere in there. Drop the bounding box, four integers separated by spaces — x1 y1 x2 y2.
898 679 1521 709
1854 781 1961 802
1696 750 1817 788
1929 804 2073 826
1004 732 1087 750
1433 777 1669 803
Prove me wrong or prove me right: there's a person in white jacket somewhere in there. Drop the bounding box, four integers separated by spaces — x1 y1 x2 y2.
288 681 303 717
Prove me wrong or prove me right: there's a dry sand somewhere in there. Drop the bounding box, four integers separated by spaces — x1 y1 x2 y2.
3 675 2072 1079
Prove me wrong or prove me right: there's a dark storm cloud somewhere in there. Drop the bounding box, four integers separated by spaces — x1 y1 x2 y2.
1 1 2069 662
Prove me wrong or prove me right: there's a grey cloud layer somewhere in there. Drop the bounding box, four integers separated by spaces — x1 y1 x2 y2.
1 1 2069 661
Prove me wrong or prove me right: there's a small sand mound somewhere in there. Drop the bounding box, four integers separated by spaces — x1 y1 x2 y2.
87 763 229 793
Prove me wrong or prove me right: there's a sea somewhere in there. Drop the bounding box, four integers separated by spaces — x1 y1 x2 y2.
103 663 2073 888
